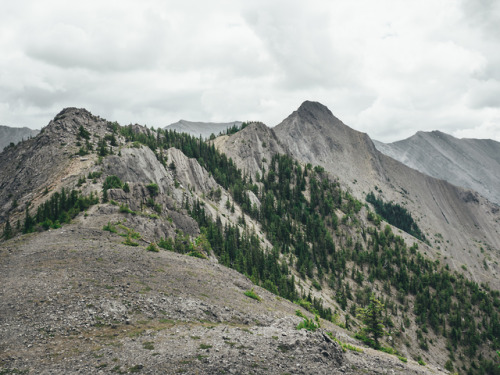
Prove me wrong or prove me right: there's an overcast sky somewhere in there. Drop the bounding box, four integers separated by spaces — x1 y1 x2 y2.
1 0 499 142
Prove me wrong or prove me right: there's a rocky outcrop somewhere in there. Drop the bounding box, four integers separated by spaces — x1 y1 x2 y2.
0 108 110 223
373 131 500 206
214 121 287 179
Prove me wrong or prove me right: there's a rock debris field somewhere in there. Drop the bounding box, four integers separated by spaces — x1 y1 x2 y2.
1 225 445 374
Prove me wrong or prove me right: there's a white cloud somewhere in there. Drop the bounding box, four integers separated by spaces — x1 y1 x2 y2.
0 0 498 142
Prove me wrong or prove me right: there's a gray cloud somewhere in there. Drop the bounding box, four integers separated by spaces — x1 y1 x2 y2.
0 0 498 142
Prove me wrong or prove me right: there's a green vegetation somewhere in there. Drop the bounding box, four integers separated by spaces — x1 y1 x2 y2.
244 288 262 301
2 219 12 240
78 125 90 140
146 243 159 252
366 192 425 241
224 122 248 136
295 310 320 332
103 222 118 233
146 183 159 196
22 188 98 234
326 332 364 353
356 295 386 348
123 235 139 246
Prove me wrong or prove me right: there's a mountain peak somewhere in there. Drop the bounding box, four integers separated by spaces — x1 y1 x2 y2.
296 101 335 121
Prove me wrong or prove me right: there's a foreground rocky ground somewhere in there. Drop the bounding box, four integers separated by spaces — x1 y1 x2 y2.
1 222 446 374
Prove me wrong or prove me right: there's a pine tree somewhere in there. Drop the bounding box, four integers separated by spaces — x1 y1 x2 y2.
2 219 12 240
357 295 386 348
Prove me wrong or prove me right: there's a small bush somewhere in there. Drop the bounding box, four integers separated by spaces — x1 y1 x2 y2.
123 235 139 246
188 251 207 259
244 288 261 301
158 237 174 251
146 183 159 196
146 243 159 252
445 360 454 372
103 222 117 233
296 315 320 332
103 175 123 190
119 204 135 215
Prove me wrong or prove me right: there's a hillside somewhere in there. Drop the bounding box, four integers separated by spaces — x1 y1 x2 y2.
165 119 243 139
217 102 500 289
373 131 500 206
0 125 39 152
1 106 499 374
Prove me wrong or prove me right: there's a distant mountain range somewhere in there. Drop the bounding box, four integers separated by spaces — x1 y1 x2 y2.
164 119 242 139
373 131 500 205
0 125 39 151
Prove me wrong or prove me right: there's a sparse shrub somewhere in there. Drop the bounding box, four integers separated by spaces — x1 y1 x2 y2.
123 235 139 246
244 288 261 301
103 175 123 190
146 183 159 196
119 204 135 215
158 237 174 251
146 243 159 252
296 314 320 332
188 251 207 259
143 341 155 350
445 359 454 372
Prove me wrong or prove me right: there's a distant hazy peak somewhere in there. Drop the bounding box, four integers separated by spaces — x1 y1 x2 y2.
164 119 243 139
0 125 40 152
374 130 500 205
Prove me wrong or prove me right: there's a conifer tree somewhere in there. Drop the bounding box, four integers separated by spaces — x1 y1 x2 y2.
357 295 386 348
2 219 12 240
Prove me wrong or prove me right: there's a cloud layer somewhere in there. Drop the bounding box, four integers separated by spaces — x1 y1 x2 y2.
1 0 499 142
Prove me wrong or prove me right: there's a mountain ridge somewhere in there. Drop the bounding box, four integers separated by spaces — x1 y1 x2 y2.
1 103 499 374
218 101 500 289
373 131 500 206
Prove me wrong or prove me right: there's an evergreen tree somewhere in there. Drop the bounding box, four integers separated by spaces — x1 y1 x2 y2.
357 295 386 348
2 219 12 240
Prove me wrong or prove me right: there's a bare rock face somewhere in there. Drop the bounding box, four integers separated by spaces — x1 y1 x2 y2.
214 121 287 179
373 131 500 206
166 148 219 194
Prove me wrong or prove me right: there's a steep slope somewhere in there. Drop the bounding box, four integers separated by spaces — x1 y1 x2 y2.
0 125 39 151
165 119 242 139
213 121 287 179
373 131 500 205
271 101 500 288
